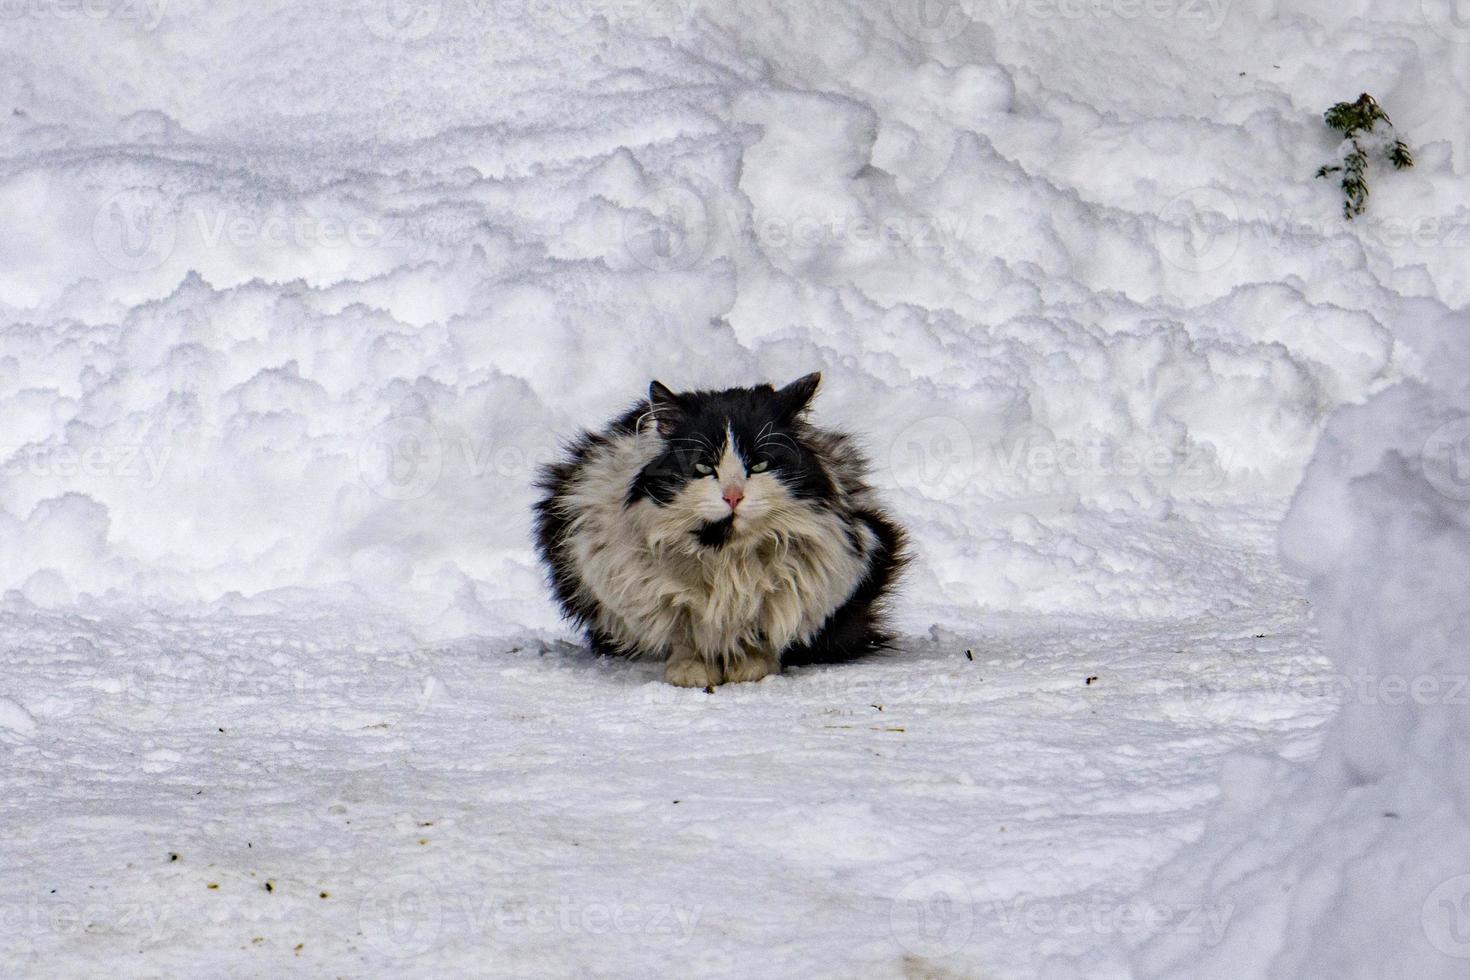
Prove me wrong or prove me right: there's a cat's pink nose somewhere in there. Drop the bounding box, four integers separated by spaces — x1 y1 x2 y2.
722 486 744 510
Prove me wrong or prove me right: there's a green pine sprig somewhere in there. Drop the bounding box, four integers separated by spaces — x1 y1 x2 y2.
1314 93 1413 219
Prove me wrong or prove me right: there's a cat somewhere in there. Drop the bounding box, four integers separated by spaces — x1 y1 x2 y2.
533 372 908 688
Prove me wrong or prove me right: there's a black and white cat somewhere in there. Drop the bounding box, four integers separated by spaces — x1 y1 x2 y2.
533 373 908 687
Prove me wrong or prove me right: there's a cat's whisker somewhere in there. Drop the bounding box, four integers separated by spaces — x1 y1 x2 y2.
758 432 803 457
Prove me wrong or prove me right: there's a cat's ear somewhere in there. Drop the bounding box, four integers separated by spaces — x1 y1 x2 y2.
775 372 821 419
648 380 684 436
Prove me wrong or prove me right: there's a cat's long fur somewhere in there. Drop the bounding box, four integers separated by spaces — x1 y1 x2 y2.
533 373 908 687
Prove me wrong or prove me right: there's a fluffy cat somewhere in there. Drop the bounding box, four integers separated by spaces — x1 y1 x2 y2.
533 373 908 688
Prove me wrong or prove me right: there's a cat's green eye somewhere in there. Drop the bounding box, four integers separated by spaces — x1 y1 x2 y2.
694 463 714 476
749 460 770 473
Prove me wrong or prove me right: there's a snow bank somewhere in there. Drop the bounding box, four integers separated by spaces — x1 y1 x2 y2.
1066 305 1470 980
0 0 1433 638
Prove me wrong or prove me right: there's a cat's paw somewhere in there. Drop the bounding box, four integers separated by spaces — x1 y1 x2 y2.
723 654 779 685
664 658 722 688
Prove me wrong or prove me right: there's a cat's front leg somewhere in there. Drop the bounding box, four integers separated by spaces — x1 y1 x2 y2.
723 647 780 685
664 648 723 688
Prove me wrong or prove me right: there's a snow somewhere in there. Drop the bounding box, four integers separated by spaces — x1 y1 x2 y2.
1080 303 1470 980
0 0 1464 976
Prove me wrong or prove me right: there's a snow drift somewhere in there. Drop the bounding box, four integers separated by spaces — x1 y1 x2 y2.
0 0 1415 633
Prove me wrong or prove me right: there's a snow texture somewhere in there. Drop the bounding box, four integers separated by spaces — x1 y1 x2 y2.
0 0 1465 976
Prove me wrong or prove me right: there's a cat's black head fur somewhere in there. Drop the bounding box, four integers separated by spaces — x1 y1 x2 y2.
625 373 836 509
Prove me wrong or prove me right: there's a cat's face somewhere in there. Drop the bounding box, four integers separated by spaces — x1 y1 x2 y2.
629 373 833 546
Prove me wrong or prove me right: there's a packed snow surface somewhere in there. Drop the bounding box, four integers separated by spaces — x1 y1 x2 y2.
1 0 1467 976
